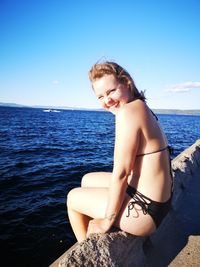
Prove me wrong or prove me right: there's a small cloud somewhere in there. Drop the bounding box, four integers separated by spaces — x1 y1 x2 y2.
166 81 200 93
52 80 59 85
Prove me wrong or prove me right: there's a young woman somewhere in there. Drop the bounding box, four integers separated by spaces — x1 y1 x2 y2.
67 61 172 243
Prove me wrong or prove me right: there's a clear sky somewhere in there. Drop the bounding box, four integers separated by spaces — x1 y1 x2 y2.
1 0 200 109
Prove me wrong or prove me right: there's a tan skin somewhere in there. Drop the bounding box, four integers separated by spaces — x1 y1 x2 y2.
67 74 172 243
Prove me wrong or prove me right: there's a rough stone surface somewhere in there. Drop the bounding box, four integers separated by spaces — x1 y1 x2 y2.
58 232 146 267
50 139 200 267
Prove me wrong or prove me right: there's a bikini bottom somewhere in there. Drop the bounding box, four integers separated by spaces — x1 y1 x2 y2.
126 184 172 228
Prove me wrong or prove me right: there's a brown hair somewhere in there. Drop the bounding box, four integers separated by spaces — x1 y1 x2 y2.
89 61 146 101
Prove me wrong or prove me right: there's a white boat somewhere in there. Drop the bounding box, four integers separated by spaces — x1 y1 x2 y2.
43 109 61 113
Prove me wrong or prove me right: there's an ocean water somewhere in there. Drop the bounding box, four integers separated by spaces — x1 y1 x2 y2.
0 106 200 267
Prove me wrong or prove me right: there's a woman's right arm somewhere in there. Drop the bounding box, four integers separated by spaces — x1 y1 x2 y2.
103 106 141 227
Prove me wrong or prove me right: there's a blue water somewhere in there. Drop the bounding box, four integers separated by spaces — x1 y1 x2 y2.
0 107 200 267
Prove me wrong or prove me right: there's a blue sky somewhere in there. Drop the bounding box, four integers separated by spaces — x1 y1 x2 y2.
1 0 200 109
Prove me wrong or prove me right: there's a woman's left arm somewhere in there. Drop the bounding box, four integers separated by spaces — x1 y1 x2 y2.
87 107 140 236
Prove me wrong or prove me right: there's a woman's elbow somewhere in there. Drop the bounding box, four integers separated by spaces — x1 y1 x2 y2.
111 169 130 183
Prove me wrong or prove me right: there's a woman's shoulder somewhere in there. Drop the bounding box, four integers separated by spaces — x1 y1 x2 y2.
116 100 147 127
118 99 147 118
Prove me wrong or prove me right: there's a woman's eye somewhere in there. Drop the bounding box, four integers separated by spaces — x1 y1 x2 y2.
98 96 103 100
110 89 116 94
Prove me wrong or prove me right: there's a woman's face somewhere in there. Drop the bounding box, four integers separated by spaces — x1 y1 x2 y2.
93 74 132 114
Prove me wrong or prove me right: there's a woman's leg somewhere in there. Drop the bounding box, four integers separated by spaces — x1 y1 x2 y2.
67 172 156 242
67 172 111 242
67 186 108 242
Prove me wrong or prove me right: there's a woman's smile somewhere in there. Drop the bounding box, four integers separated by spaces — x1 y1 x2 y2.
108 102 119 111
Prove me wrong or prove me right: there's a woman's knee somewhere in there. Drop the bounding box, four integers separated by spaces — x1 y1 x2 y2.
81 172 111 187
67 188 79 209
81 172 94 187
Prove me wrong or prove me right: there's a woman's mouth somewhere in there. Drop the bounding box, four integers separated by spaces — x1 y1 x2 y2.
109 103 119 110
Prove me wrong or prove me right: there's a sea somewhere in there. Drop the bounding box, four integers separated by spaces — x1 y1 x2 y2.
0 106 200 267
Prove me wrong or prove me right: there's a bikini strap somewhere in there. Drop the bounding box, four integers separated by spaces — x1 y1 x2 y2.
167 145 174 192
150 109 158 121
168 145 174 155
136 145 170 157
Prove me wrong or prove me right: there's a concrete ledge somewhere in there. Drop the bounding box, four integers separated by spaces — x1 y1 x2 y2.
50 139 200 267
169 235 200 267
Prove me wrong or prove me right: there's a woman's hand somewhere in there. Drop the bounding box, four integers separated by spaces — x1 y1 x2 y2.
86 218 111 238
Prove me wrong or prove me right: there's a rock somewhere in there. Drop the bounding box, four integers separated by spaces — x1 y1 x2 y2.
50 139 200 267
58 232 146 267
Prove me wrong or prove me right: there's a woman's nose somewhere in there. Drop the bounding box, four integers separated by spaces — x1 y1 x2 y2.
104 96 112 105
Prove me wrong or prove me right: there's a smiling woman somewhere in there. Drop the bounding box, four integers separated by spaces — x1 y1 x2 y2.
67 61 173 243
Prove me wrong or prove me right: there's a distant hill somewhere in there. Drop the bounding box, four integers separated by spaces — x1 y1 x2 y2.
153 109 200 116
0 102 200 115
0 102 103 112
0 102 28 107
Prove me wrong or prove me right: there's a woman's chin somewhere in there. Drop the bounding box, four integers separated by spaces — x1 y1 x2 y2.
103 103 120 114
109 106 120 115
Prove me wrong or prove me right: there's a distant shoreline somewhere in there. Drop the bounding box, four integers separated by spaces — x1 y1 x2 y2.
153 109 200 116
0 102 200 116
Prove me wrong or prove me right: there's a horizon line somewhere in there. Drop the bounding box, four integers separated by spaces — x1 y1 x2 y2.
0 101 200 113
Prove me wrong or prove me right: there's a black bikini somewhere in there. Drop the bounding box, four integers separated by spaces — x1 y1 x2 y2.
126 110 173 228
126 146 172 228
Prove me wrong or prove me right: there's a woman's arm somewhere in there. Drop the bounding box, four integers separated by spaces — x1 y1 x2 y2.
87 106 140 235
104 106 140 227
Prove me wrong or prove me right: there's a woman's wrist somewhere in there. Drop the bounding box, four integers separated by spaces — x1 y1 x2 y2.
104 212 117 228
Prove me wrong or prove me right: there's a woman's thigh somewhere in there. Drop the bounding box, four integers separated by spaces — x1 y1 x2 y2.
67 187 109 219
81 172 112 188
